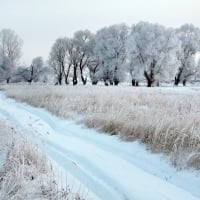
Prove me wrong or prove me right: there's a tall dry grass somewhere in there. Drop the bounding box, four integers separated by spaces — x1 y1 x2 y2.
0 119 86 200
2 85 200 170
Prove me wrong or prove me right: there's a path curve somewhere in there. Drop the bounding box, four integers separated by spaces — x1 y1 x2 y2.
0 93 199 200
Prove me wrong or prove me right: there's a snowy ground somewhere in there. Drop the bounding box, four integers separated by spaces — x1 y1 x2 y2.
0 92 199 200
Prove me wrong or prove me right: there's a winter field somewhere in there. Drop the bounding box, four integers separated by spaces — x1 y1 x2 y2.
2 84 200 169
0 84 200 199
0 118 89 199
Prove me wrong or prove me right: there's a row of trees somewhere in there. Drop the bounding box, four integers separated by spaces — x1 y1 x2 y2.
49 22 200 87
1 22 200 86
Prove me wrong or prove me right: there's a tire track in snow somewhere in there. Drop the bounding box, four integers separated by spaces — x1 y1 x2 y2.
0 95 133 200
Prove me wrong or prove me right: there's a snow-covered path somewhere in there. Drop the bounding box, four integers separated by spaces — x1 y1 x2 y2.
0 93 199 200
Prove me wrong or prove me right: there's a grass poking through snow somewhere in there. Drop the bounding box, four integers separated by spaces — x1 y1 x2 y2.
0 119 86 200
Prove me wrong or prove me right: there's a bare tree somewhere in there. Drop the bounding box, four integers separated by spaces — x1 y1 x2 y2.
72 30 94 85
94 24 129 86
0 29 23 66
49 38 71 85
175 24 200 86
0 56 12 83
16 57 44 83
0 29 23 83
88 59 99 85
127 22 181 87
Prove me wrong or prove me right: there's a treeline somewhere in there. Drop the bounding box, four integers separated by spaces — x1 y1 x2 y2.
1 22 200 86
49 22 200 86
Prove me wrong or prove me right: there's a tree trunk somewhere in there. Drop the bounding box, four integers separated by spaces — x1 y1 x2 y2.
132 79 139 87
64 76 69 85
174 67 183 86
132 79 136 86
144 61 156 87
104 80 109 86
81 76 87 85
174 76 179 86
80 68 87 85
73 78 77 85
147 80 152 87
113 66 119 86
73 66 78 86
57 64 62 85
58 76 62 85
6 77 10 84
28 80 32 84
183 79 186 86
114 79 119 86
144 71 153 87
81 72 87 85
64 65 71 85
92 80 98 85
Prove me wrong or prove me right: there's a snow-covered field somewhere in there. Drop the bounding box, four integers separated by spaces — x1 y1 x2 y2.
2 85 200 169
0 86 200 200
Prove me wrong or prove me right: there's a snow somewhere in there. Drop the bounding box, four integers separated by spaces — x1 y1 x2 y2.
0 115 9 172
0 149 6 171
0 92 199 200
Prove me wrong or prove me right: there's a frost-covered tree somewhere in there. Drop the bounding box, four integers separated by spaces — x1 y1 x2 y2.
175 24 200 86
127 22 181 87
0 29 23 66
85 39 99 85
126 52 143 86
87 58 99 85
16 57 44 83
67 39 79 85
195 58 200 81
94 24 129 85
0 29 23 83
71 30 94 85
49 38 71 85
0 56 12 83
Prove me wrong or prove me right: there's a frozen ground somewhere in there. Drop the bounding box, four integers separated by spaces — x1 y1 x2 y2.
0 92 199 200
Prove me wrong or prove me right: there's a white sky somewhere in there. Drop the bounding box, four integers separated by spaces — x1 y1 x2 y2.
0 0 200 65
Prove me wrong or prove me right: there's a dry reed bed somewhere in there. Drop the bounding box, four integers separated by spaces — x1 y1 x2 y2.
0 119 85 199
2 85 200 170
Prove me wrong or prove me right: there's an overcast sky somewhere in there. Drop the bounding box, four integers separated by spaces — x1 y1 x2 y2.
0 0 199 65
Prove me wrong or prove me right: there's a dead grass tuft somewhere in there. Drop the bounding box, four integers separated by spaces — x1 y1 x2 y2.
0 119 86 199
